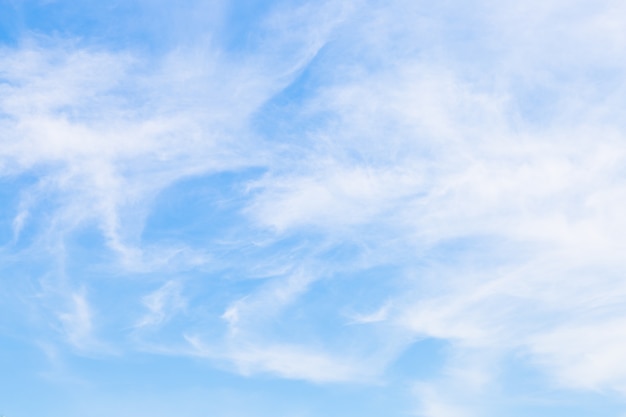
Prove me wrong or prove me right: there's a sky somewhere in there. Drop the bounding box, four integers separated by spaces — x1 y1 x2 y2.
1 0 626 416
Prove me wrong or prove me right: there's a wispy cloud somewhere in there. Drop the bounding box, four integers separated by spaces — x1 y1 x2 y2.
232 0 626 404
3 1 626 415
55 287 98 351
135 280 187 329
185 334 367 383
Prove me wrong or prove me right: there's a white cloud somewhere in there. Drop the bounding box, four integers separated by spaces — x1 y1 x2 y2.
4 0 626 405
0 7 340 262
0 3 346 364
234 0 626 397
185 335 367 383
135 280 187 329
56 288 95 350
414 384 472 417
346 301 391 324
220 269 316 333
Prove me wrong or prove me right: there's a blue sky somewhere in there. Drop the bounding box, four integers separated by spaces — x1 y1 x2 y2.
2 0 626 416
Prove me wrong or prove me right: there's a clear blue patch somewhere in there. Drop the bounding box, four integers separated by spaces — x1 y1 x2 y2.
142 168 264 246
388 337 449 381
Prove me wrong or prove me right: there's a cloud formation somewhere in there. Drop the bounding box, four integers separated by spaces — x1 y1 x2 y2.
2 0 626 416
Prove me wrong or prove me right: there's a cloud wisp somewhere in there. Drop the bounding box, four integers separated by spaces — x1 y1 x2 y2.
2 1 626 416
